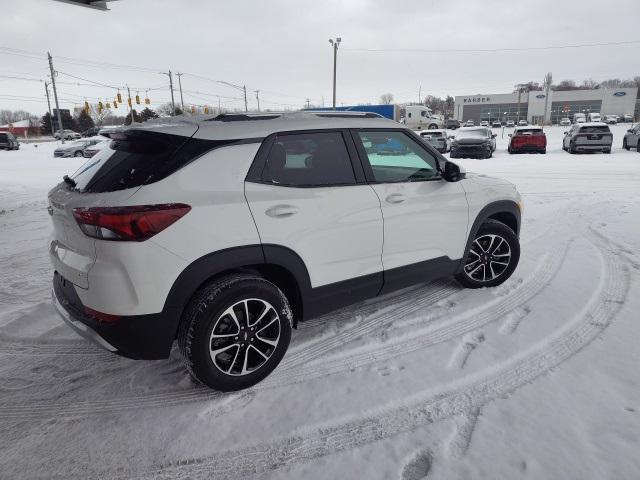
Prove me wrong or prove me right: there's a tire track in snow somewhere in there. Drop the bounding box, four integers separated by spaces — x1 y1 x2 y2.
98 233 627 480
447 333 485 370
262 242 568 389
0 239 567 418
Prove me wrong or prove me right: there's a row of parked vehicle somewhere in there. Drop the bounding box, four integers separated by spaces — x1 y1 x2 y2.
417 122 640 158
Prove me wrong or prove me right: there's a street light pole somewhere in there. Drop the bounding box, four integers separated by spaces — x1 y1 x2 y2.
329 37 341 110
160 70 176 115
126 85 135 124
255 90 260 112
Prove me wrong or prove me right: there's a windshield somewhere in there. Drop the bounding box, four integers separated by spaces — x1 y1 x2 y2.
458 128 488 138
421 132 442 138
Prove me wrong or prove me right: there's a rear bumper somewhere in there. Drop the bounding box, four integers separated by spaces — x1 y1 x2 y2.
511 144 545 152
575 143 611 151
52 271 175 359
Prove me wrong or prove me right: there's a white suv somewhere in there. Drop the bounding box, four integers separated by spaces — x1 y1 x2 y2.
49 112 522 391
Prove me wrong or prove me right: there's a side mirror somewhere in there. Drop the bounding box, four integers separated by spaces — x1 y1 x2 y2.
628 129 633 133
492 134 497 138
564 131 568 135
508 134 512 137
448 136 455 139
442 161 465 182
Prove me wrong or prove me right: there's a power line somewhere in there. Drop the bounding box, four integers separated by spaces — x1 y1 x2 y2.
343 39 640 54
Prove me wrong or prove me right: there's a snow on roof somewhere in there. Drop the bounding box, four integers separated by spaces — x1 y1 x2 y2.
0 119 31 128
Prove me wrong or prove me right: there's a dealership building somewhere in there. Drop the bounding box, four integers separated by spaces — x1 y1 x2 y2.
453 88 638 124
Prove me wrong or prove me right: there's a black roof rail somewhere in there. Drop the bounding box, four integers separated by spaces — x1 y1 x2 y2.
208 113 281 122
313 112 383 119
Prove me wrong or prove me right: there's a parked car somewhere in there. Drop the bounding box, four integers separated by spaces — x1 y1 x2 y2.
49 111 522 391
82 127 102 137
562 122 613 154
53 138 103 157
622 124 640 151
559 118 572 127
0 132 20 150
587 112 601 123
517 120 528 126
450 127 497 159
491 121 502 128
445 119 461 130
480 120 489 127
623 114 634 123
54 129 81 140
418 129 450 153
506 120 515 128
464 120 475 127
573 113 586 124
82 139 111 158
604 115 618 125
508 126 547 154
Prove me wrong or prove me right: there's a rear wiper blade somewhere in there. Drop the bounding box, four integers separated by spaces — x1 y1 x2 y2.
63 175 76 188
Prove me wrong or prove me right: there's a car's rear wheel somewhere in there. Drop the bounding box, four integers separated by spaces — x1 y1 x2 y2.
455 219 520 289
74 151 83 157
178 274 292 391
569 142 577 154
428 124 438 130
623 139 629 150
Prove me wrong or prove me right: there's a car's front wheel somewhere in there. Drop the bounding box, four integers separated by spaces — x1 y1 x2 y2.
455 219 520 289
623 139 629 150
178 274 292 391
74 151 83 157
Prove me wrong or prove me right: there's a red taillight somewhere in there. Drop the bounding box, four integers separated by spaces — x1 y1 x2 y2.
73 204 191 241
84 306 122 323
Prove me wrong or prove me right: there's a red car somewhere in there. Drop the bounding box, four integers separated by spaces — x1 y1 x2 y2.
508 126 546 154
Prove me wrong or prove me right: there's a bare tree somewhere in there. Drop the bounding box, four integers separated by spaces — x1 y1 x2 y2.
0 109 35 124
379 93 394 105
581 78 600 90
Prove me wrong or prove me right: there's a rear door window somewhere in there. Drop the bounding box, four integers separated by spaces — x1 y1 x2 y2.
261 131 356 187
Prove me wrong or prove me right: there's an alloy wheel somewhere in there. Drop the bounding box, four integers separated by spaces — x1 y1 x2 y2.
464 234 511 282
209 298 281 376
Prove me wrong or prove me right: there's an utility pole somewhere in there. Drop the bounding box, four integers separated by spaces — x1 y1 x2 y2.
306 98 311 109
255 90 260 112
329 37 341 110
243 85 248 112
176 72 185 114
47 52 65 143
160 70 176 115
44 81 55 136
418 85 422 105
126 85 135 124
542 72 552 126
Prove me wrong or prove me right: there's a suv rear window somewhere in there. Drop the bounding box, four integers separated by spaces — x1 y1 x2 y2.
71 131 221 193
261 132 356 187
0 133 7 141
579 126 611 134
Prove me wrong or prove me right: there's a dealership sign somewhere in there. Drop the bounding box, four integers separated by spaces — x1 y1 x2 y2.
613 91 626 97
535 94 546 99
463 97 491 103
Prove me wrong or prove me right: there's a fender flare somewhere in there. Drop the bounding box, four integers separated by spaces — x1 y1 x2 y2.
458 200 521 272
161 244 313 340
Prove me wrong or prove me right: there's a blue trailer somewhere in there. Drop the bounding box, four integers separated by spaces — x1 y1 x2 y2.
305 104 400 121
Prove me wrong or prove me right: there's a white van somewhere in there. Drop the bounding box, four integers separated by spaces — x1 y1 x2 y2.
587 112 601 122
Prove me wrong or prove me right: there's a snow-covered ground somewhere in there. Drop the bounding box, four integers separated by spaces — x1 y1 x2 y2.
1 125 639 479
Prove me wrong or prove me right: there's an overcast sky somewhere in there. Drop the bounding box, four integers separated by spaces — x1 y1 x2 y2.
1 0 638 115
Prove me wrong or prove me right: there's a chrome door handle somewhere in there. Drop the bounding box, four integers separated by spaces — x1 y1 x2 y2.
266 205 298 218
385 193 406 204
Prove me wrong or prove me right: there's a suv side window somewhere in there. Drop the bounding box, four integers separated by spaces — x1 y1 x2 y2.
355 130 439 183
261 131 356 187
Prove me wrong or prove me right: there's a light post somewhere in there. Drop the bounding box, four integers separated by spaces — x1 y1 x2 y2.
217 80 248 112
329 37 341 110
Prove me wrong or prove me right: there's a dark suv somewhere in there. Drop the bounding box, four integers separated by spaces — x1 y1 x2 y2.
0 132 20 150
445 119 461 130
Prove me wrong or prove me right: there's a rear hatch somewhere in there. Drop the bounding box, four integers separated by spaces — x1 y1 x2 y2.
575 125 612 145
48 124 199 289
512 130 546 148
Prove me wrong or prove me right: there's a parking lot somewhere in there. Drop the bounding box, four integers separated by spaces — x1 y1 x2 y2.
1 123 639 479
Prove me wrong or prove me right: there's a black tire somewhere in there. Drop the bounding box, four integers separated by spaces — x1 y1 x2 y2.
540 148 546 154
455 219 520 289
428 124 438 130
623 139 629 150
178 274 292 391
74 151 83 157
569 142 577 154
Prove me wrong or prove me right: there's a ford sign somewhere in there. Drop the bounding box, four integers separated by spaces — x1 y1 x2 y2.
614 91 626 97
535 94 546 99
